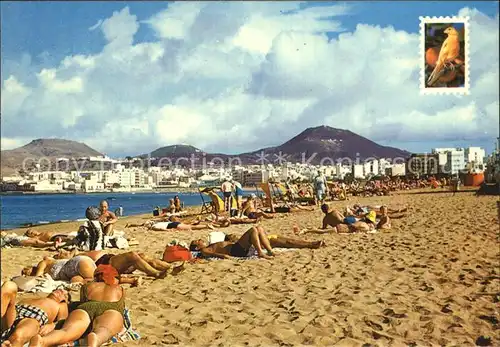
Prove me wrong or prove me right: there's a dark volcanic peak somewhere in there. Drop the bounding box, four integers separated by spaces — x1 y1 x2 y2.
246 125 409 164
146 144 204 158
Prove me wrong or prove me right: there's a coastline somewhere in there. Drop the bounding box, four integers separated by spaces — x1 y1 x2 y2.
3 204 202 235
0 186 257 196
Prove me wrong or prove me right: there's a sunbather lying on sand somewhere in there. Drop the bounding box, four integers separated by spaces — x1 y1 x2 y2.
1 232 63 249
127 216 214 231
225 232 325 249
1 281 18 333
54 249 184 280
22 255 97 284
150 216 215 231
202 214 260 227
241 195 273 220
23 230 74 243
1 289 68 347
29 265 126 347
190 226 275 259
301 204 375 234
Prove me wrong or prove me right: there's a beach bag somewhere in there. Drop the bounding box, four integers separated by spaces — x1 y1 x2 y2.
162 245 192 263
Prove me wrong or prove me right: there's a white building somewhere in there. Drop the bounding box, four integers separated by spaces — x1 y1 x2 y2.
464 147 485 165
352 165 364 179
445 149 465 174
363 160 379 177
386 163 406 176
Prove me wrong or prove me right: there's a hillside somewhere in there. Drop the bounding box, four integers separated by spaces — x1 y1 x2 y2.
240 126 409 164
1 139 102 176
144 126 410 165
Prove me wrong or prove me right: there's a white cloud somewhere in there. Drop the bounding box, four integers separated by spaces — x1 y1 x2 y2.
1 3 498 156
88 19 103 31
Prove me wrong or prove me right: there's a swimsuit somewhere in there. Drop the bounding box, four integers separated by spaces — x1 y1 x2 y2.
77 285 125 322
229 243 255 257
0 304 49 342
247 212 258 219
50 256 96 281
152 222 180 230
95 253 114 266
49 260 69 280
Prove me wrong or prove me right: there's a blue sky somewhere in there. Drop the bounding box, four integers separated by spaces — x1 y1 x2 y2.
2 1 498 66
1 1 498 157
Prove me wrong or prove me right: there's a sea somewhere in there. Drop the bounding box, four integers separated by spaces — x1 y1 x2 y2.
0 191 235 230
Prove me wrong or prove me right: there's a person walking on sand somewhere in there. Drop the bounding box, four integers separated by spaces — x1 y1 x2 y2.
314 170 328 205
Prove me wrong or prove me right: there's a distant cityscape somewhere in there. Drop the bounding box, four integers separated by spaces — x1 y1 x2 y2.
0 145 494 193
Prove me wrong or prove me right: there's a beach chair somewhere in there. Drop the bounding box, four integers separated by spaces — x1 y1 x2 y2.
198 187 216 215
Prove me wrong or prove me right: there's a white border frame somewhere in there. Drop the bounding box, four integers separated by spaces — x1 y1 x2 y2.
419 16 470 95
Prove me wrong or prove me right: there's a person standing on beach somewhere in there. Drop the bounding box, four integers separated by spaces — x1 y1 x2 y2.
233 180 243 210
314 170 328 205
99 200 118 236
221 179 234 212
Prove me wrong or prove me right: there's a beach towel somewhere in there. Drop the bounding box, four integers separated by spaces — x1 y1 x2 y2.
56 308 140 347
11 274 80 294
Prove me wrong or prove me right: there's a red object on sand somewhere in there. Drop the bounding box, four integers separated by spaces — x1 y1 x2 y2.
95 264 119 285
163 245 192 263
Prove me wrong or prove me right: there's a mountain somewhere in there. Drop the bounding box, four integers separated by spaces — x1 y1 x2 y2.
143 126 410 166
242 126 410 164
142 144 204 158
1 139 103 176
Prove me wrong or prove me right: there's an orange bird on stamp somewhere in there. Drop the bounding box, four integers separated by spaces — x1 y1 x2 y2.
427 26 461 87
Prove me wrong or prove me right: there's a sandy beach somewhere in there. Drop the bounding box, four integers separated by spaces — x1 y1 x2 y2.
1 188 498 346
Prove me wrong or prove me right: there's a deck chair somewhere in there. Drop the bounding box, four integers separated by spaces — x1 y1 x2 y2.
198 187 217 215
204 188 226 215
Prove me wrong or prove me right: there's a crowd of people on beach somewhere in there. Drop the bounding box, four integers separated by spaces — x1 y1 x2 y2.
0 174 424 346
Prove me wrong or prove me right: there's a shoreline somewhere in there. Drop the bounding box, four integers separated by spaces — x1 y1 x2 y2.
0 186 257 196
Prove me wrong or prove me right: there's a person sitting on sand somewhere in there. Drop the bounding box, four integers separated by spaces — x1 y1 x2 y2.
241 195 273 220
98 200 118 237
54 249 184 280
1 281 18 333
22 255 97 284
376 205 392 230
174 196 183 212
167 199 176 214
1 232 63 249
1 289 69 347
29 265 126 347
149 216 214 231
189 226 275 259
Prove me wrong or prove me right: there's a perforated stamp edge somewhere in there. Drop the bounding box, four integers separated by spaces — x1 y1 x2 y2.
419 16 470 95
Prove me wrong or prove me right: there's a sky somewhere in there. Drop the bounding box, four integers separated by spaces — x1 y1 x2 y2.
1 1 499 157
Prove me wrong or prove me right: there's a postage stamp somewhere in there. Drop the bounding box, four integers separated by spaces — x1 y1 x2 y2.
419 16 470 95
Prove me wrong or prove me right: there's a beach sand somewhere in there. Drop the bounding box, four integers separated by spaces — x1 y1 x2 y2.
1 189 498 346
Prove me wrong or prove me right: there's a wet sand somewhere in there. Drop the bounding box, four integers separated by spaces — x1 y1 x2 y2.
1 188 498 346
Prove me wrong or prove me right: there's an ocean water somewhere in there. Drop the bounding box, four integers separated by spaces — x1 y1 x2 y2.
0 191 223 230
